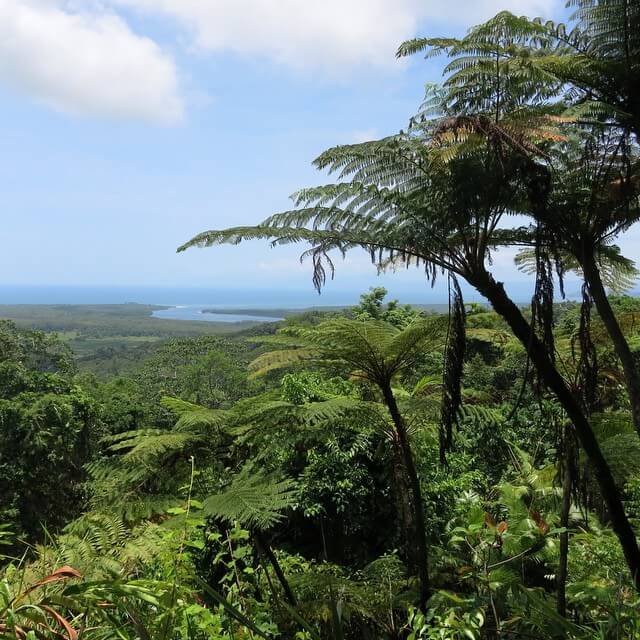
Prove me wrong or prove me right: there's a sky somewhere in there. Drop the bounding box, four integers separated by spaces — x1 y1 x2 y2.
2 0 636 303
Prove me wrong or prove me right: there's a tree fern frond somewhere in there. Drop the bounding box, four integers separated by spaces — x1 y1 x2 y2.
459 404 504 426
248 349 314 378
161 396 228 430
203 466 298 531
515 244 638 294
105 429 198 463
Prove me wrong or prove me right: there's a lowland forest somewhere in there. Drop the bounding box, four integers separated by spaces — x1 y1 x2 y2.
4 3 640 639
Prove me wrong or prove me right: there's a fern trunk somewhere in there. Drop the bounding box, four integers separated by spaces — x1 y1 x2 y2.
472 268 640 592
381 382 431 611
254 532 297 607
391 440 417 572
581 250 640 433
556 425 574 618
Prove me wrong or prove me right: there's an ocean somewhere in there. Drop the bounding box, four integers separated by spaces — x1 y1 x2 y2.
0 283 500 307
0 285 361 307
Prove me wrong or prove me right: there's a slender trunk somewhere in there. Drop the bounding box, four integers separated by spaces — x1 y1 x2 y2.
391 441 416 572
381 383 431 611
471 269 640 591
556 425 574 619
581 250 640 432
253 532 297 606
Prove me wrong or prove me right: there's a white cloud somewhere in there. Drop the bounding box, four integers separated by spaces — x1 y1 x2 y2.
113 0 556 73
113 0 418 72
0 0 183 124
0 0 559 122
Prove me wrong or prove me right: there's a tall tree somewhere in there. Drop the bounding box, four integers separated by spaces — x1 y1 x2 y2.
178 128 640 590
246 317 446 609
398 11 640 432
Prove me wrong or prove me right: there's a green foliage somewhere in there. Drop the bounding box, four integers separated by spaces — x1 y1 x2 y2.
180 350 249 408
0 323 104 542
297 430 376 522
204 466 299 530
408 603 484 640
8 294 640 638
251 317 446 387
7 1 640 637
281 372 356 405
352 287 419 328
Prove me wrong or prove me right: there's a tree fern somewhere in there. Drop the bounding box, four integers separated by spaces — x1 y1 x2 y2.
176 5 640 588
88 397 228 516
248 348 314 378
236 396 386 433
515 243 638 294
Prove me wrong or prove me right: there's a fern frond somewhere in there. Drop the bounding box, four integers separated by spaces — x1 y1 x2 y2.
161 396 228 430
106 429 198 464
248 348 314 378
203 466 298 530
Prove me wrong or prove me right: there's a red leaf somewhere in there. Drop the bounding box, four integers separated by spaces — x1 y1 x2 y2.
37 566 82 586
529 509 550 535
42 605 78 640
24 566 82 597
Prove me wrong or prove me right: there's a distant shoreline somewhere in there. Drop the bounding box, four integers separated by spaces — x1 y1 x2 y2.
200 306 343 318
201 302 456 318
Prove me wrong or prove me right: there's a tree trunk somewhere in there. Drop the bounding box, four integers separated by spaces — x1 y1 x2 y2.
556 424 574 619
253 531 297 606
391 440 416 572
381 383 431 611
581 250 640 432
471 268 640 592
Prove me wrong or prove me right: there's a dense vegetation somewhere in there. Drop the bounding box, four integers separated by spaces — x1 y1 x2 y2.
4 1 640 638
0 304 261 338
0 304 273 377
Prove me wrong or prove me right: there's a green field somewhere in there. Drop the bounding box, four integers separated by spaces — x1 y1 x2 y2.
0 303 264 336
0 303 279 374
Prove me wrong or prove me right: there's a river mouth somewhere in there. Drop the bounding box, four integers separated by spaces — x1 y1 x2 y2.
151 305 284 323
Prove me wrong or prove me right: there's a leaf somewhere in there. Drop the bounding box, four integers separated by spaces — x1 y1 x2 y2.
484 513 496 528
530 510 549 535
195 577 271 639
203 465 298 531
184 540 205 550
41 606 78 640
23 566 82 597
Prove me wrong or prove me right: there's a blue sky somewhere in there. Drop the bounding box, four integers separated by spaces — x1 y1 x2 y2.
2 0 635 303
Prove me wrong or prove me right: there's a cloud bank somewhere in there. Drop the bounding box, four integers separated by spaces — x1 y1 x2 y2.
115 0 555 72
0 0 183 124
0 0 557 122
